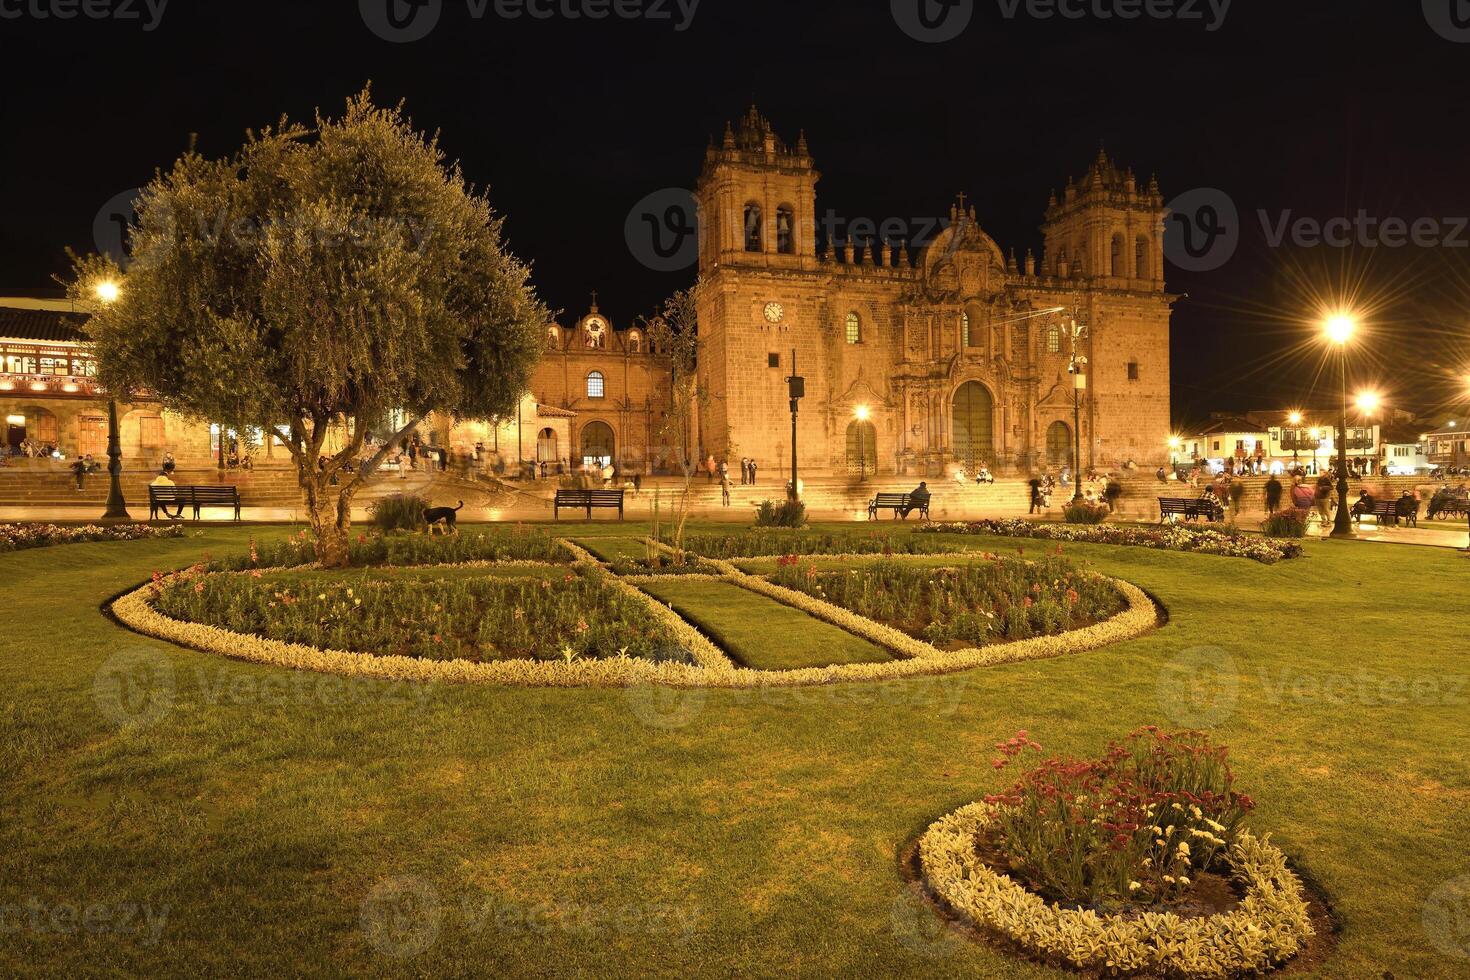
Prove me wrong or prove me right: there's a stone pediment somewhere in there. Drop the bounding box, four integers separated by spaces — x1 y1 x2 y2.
835 371 890 410
921 216 1008 304
1039 378 1074 408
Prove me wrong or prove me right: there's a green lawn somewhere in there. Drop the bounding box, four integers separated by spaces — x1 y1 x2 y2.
2 522 1468 976
637 578 892 669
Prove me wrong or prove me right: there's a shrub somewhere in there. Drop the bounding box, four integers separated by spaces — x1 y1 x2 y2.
1062 501 1110 524
1263 507 1309 538
672 528 971 559
983 728 1254 910
753 498 808 528
370 493 429 531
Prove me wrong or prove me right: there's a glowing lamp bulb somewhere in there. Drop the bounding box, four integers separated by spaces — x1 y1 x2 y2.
95 281 120 304
1324 314 1356 345
1355 392 1380 413
854 405 870 421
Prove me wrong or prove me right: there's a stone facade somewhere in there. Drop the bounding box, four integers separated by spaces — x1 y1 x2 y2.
691 107 1176 479
530 305 675 474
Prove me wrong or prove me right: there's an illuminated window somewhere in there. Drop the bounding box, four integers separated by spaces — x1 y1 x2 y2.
586 371 605 399
1047 326 1061 354
627 331 641 354
845 312 861 345
547 325 560 346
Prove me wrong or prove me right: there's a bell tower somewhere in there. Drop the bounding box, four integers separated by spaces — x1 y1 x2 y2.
1040 147 1167 291
696 106 821 275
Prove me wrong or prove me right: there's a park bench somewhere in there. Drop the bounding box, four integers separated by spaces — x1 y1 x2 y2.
868 492 930 521
554 488 625 521
1158 496 1224 523
1429 493 1469 521
1357 500 1400 526
148 485 242 522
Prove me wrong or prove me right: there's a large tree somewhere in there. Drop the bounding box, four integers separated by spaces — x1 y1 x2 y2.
68 89 546 566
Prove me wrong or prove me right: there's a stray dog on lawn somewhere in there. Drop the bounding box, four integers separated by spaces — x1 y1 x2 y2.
422 500 464 535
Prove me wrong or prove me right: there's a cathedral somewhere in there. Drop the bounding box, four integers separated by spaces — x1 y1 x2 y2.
687 106 1176 479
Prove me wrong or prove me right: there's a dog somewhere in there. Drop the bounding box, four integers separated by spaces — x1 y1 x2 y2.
422 500 464 535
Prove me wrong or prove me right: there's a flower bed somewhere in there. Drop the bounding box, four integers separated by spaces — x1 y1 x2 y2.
669 528 987 560
919 519 1304 564
213 526 570 570
769 555 1126 648
920 729 1314 976
151 565 692 664
0 522 185 553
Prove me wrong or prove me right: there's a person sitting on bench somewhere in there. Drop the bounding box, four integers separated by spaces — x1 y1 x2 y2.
150 470 185 519
1350 489 1376 523
900 482 930 520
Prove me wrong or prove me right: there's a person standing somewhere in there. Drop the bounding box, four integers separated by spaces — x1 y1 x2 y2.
720 474 731 508
749 458 757 486
1028 476 1044 515
1264 474 1283 515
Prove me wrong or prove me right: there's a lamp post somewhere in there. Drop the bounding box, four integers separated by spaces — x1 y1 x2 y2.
853 404 871 481
1287 411 1302 471
1354 391 1380 477
1066 314 1088 503
786 349 804 502
1168 436 1181 471
94 281 130 522
1310 428 1320 477
1324 314 1357 539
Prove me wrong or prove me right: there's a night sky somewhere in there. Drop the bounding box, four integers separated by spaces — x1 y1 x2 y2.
3 0 1469 425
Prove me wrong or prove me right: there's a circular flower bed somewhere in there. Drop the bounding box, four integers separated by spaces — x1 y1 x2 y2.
918 730 1314 977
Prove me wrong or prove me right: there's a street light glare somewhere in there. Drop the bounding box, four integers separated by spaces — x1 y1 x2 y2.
1355 392 1380 413
1287 411 1303 426
853 404 870 421
1324 313 1356 344
95 280 120 304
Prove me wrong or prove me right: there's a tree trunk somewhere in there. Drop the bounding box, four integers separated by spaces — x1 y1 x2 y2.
301 471 352 568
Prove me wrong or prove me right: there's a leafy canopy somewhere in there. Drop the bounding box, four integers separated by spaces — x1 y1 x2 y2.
70 88 546 441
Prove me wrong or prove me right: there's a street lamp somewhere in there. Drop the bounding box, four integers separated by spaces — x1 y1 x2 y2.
1310 427 1321 476
1168 436 1181 470
94 280 130 522
853 404 871 481
1287 411 1303 470
786 349 804 502
1065 313 1089 503
1323 313 1357 539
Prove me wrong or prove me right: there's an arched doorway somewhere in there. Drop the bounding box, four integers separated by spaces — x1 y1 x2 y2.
1046 421 1072 469
580 421 615 470
952 382 994 470
845 420 877 476
536 428 558 468
8 406 59 454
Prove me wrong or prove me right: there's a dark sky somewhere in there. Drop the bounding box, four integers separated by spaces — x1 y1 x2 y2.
3 0 1469 424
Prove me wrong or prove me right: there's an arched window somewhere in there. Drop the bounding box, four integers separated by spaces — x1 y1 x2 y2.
546 325 560 346
586 371 605 399
1047 325 1062 354
776 205 795 254
961 312 971 348
1046 421 1072 468
1056 248 1068 277
1135 236 1151 279
627 331 641 354
845 312 861 345
744 203 763 252
1111 233 1125 277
